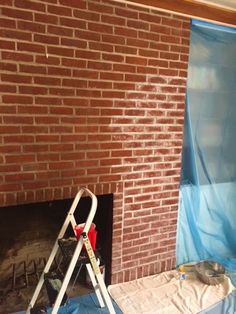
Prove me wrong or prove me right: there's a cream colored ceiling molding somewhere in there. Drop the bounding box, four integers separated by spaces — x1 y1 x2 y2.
194 0 236 11
113 0 236 27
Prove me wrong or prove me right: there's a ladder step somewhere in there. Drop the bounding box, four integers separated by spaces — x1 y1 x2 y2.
58 237 101 266
30 305 47 314
44 271 67 306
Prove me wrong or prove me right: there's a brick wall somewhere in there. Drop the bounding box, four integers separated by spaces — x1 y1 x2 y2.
0 0 190 283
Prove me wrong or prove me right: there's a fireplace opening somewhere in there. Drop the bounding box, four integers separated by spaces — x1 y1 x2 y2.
0 193 113 313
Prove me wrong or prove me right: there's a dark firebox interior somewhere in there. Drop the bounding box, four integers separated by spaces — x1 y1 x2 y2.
0 194 113 313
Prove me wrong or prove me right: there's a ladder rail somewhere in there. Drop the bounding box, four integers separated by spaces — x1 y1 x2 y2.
26 187 97 313
82 233 116 314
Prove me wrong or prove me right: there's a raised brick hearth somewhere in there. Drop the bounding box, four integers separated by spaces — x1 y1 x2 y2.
0 0 190 284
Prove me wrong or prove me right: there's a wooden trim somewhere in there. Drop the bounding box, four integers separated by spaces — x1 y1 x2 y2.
114 0 236 27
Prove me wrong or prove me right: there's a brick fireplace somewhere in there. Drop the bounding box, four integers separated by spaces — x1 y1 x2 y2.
0 0 190 286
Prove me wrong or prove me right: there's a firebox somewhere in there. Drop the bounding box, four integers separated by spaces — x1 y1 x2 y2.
0 194 113 313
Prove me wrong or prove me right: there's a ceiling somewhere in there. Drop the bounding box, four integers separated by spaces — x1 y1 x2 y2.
194 0 236 11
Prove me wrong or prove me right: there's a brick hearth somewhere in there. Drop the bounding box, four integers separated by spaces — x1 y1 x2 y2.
0 0 190 284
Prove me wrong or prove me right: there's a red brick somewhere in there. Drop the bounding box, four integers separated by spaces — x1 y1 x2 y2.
126 37 149 48
160 51 180 60
35 97 62 106
19 86 48 95
73 69 98 79
0 0 189 283
0 39 15 50
88 2 113 14
102 34 125 45
35 13 58 24
127 19 149 30
0 84 16 93
49 107 73 115
100 72 123 81
63 78 87 88
34 34 59 45
15 0 45 11
0 183 22 192
74 9 100 21
126 56 147 65
2 7 33 20
139 12 161 23
61 58 86 68
18 20 46 32
60 17 86 29
23 144 49 153
115 45 137 55
19 64 47 74
161 35 181 44
48 4 72 16
75 30 100 41
59 0 86 9
115 7 138 19
49 87 75 96
102 91 125 98
4 134 34 143
0 62 17 72
75 49 100 60
89 81 112 89
2 95 33 104
49 161 74 170
115 26 137 38
35 55 60 65
88 22 113 34
47 46 74 57
139 30 159 42
162 17 182 28
47 25 73 37
18 106 48 114
35 116 59 124
3 115 33 124
0 0 13 5
159 69 179 76
150 24 171 35
1 51 32 63
0 29 32 41
1 73 32 84
125 74 146 82
61 37 87 48
34 76 61 86
0 144 21 153
0 17 16 28
5 154 35 163
17 42 45 53
101 14 125 26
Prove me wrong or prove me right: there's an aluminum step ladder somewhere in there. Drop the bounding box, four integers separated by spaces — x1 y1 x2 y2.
26 187 116 314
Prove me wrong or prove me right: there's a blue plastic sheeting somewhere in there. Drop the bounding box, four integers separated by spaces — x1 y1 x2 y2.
201 291 236 314
176 18 236 273
16 293 122 314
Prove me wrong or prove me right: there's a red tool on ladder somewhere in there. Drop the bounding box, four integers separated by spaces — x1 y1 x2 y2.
26 187 116 314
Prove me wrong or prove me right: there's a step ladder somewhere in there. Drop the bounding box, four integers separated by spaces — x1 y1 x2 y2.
26 187 116 314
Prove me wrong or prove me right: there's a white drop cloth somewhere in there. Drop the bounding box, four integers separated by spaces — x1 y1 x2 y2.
108 270 235 314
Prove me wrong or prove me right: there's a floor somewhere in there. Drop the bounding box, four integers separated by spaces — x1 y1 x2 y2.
15 293 122 314
0 267 93 314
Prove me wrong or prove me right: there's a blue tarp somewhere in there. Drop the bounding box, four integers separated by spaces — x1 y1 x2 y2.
202 291 236 314
16 293 122 314
177 18 236 270
176 19 236 312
